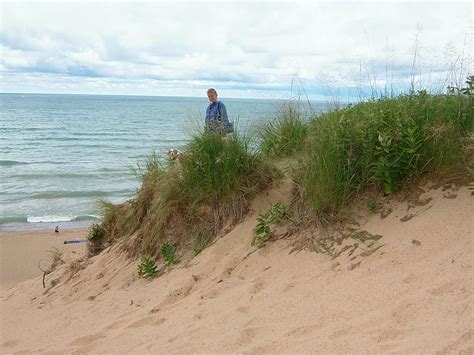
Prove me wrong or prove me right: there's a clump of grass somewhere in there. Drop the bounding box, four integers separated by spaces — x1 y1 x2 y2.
251 202 288 246
294 90 473 221
66 260 85 281
137 256 158 279
180 131 274 204
161 242 177 266
193 233 210 256
258 105 308 157
86 223 106 256
47 247 63 269
97 129 279 262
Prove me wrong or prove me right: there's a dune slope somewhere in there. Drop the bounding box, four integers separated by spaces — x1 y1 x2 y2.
1 184 473 354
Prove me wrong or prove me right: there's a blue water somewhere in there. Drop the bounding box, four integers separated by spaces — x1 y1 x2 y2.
0 93 328 231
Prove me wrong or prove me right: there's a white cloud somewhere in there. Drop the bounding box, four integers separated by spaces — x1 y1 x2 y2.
1 1 471 98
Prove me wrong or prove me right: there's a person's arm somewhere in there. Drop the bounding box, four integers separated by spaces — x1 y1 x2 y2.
218 102 230 124
205 105 210 123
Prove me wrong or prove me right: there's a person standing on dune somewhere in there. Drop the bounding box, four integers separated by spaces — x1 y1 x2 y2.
205 88 233 136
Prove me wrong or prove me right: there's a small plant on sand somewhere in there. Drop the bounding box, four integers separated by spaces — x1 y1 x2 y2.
193 233 210 256
252 202 288 246
161 242 177 266
252 214 271 246
368 201 379 212
266 202 288 224
137 256 158 279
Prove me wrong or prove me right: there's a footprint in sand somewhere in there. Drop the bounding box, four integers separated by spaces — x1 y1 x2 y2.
1 340 18 348
236 306 249 313
237 326 264 346
373 327 405 342
69 333 106 347
391 302 419 325
157 282 194 308
436 329 474 354
285 323 322 338
249 279 266 295
428 279 467 297
126 316 166 328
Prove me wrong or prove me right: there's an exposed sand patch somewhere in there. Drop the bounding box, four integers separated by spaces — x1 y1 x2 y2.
1 185 472 353
0 228 87 289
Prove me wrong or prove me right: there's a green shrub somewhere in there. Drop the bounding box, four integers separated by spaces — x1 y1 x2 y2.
97 128 278 260
180 131 274 204
161 242 177 266
294 92 473 220
259 105 308 157
86 223 106 255
137 256 158 279
87 223 105 241
251 202 288 246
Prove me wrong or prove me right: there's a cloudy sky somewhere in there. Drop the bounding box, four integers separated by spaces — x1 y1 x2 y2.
1 1 472 99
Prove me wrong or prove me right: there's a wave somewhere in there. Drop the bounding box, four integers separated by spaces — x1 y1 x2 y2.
8 172 117 180
0 214 100 224
29 189 134 199
0 160 29 166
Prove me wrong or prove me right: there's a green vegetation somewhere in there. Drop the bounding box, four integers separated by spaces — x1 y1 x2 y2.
86 222 106 256
98 131 278 261
293 89 472 221
258 105 308 157
193 233 210 256
161 242 177 266
252 202 288 246
137 256 158 279
93 78 472 266
368 201 379 213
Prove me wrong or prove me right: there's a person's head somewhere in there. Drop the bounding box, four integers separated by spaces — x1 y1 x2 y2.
207 88 218 103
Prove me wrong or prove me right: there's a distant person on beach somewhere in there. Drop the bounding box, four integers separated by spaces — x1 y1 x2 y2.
205 88 233 136
54 226 59 233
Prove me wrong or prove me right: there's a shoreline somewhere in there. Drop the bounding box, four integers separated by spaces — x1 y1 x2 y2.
0 228 88 289
0 219 95 233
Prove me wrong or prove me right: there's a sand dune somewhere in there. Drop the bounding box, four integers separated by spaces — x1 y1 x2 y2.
1 184 473 353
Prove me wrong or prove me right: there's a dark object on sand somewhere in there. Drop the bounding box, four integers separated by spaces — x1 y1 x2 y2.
55 226 59 233
63 239 87 244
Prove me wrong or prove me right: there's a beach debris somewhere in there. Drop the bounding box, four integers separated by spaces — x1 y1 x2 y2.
64 239 88 244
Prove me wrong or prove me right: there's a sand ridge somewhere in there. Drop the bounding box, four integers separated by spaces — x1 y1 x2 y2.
1 185 473 353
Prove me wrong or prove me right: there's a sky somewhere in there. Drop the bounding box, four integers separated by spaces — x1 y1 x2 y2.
1 0 472 100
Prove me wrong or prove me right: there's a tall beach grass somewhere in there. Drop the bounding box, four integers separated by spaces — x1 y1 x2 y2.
91 77 472 259
292 89 472 221
91 131 278 258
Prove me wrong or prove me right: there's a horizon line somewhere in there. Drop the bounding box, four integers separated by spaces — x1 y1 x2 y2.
0 91 346 102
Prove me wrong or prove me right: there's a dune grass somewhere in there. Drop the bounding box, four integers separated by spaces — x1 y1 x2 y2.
258 105 308 157
92 82 472 261
95 131 279 260
294 90 473 221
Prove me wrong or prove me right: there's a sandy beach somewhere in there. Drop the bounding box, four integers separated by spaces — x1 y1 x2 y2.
1 185 472 353
0 228 87 289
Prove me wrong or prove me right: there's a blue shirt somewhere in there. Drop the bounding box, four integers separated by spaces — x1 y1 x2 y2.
205 100 232 133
